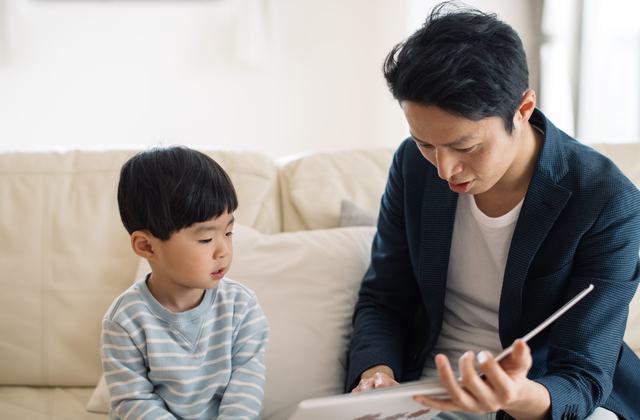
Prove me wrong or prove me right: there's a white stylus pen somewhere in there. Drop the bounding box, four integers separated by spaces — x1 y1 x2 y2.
477 283 595 377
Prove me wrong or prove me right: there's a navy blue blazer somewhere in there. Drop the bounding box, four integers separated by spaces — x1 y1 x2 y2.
347 109 640 420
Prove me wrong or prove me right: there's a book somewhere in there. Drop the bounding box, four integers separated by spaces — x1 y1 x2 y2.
287 284 594 420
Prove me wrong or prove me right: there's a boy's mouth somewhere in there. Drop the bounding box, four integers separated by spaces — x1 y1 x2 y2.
211 268 225 280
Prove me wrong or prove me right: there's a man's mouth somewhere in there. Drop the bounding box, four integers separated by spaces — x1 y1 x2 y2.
448 180 474 193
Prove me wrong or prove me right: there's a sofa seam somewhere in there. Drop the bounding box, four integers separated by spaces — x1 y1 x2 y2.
48 387 55 420
41 175 50 386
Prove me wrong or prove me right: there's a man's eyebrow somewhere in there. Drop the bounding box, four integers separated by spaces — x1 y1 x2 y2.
410 132 474 147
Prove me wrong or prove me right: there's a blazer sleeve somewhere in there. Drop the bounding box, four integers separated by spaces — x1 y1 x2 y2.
536 185 640 420
346 139 424 391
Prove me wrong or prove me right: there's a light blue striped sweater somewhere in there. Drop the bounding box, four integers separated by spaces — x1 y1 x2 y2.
101 275 269 420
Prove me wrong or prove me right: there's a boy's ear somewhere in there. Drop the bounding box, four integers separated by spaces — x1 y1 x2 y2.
131 231 157 260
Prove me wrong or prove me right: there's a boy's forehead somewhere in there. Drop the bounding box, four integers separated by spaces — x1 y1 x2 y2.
191 213 235 232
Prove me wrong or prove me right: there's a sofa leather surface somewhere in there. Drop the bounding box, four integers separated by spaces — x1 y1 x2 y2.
1 144 639 420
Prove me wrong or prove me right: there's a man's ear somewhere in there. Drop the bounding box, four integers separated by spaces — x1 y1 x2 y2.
514 90 537 126
131 231 157 260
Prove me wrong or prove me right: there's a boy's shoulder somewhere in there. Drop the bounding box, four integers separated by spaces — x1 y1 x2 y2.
216 277 258 304
102 277 261 326
103 278 150 324
216 278 268 335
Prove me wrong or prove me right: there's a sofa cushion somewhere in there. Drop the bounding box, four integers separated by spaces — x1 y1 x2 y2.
279 148 395 231
339 199 378 228
86 223 376 420
230 225 375 420
0 149 280 387
0 386 106 419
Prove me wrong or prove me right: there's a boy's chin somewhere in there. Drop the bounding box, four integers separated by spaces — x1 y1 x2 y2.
205 277 223 289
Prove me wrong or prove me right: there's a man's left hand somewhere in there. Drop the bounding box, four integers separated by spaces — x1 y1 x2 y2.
412 340 550 420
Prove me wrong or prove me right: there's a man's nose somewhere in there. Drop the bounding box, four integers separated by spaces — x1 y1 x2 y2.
435 149 462 181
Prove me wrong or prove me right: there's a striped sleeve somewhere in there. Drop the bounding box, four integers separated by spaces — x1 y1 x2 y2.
101 318 177 420
217 295 270 420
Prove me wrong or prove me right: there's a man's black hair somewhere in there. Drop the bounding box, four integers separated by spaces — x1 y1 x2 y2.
383 1 529 134
117 146 238 241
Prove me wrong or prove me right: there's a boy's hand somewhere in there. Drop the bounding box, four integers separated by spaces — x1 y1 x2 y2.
352 365 399 392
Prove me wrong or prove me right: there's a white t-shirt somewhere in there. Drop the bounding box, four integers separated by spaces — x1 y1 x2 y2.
421 192 523 379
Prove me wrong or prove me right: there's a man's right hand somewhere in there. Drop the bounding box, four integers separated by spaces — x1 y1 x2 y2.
352 365 399 392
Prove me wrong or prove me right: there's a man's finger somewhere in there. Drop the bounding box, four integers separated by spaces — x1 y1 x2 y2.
353 378 372 393
435 353 476 409
497 339 532 373
457 350 495 410
372 372 399 388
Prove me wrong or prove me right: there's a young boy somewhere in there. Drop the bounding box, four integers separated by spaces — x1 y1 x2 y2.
101 146 269 420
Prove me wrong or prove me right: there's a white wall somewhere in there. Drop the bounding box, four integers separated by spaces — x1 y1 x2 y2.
0 0 539 158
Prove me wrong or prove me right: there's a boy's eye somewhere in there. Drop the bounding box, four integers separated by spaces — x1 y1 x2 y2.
199 239 212 244
225 231 234 237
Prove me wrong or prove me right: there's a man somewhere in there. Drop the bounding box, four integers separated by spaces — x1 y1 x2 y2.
347 3 640 420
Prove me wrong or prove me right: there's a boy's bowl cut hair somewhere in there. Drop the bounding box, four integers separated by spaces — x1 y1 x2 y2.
383 1 529 135
118 146 238 241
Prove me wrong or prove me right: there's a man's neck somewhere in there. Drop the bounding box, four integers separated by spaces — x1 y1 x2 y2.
474 122 543 217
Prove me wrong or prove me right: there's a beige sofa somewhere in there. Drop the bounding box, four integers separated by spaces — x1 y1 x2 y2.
1 144 639 420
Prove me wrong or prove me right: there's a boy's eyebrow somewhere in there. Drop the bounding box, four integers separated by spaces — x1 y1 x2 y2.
410 131 473 147
194 217 235 233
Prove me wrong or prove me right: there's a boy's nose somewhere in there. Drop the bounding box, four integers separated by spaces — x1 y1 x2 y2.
213 241 230 259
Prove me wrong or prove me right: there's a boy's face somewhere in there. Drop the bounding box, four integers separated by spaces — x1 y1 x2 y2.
150 212 235 292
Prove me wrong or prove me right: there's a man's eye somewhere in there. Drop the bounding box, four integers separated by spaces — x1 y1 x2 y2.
457 146 475 153
199 239 212 244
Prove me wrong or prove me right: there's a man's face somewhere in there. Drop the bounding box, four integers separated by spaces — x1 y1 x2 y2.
402 102 521 196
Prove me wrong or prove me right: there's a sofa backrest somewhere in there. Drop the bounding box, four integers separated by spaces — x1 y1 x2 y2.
1 143 639 390
278 148 396 231
0 148 279 386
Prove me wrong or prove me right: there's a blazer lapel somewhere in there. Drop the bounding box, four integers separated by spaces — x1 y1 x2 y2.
499 109 573 347
419 178 458 334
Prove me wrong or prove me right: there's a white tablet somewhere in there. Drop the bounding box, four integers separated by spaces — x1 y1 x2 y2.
288 284 594 420
288 377 445 420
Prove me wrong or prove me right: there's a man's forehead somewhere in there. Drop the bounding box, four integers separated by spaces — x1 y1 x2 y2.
410 131 477 147
405 109 507 145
